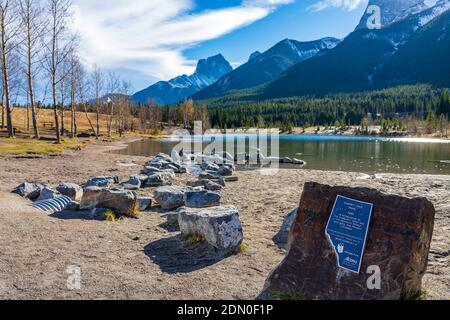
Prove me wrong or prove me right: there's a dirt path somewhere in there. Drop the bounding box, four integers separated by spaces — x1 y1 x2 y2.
0 139 448 299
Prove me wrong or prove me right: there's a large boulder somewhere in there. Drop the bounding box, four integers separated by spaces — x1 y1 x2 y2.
84 176 119 188
143 166 161 175
137 197 152 211
12 182 43 200
184 190 221 208
203 180 223 191
187 179 224 191
37 187 60 201
177 205 243 251
56 183 83 202
258 182 435 300
217 165 233 176
153 186 187 210
120 175 141 190
199 171 219 180
144 173 172 187
80 187 138 218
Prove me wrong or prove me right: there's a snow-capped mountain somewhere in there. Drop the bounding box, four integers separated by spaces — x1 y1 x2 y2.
192 37 341 100
259 3 450 99
132 54 232 105
356 0 449 30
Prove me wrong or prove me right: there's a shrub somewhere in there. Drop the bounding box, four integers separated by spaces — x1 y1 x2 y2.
103 210 116 222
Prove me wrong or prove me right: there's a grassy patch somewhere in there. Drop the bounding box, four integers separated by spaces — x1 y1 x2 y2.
237 242 248 253
270 290 306 301
183 232 205 245
0 137 88 155
102 210 117 222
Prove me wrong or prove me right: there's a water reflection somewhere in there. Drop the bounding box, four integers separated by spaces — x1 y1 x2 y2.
114 135 450 175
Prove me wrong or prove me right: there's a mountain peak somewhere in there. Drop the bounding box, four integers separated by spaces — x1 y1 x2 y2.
132 54 232 105
194 54 232 79
249 51 262 62
192 37 341 101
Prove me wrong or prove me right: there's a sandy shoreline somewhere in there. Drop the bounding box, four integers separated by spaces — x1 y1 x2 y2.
0 138 449 300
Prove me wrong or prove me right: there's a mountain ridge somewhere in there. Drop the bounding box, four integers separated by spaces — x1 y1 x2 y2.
132 54 232 105
191 37 341 100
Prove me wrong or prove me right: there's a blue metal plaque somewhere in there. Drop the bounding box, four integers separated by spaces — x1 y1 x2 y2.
325 195 373 273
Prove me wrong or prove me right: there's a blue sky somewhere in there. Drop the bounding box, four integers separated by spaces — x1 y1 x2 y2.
185 0 367 66
71 0 369 92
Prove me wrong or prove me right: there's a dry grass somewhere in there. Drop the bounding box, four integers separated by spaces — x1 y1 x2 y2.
10 108 112 134
0 136 89 155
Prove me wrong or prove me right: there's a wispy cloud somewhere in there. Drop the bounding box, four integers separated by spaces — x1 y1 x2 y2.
307 0 368 12
71 0 293 88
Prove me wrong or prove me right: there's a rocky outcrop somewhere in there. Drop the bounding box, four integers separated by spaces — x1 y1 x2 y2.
121 175 141 190
56 183 83 202
12 182 43 200
177 205 243 251
259 182 435 300
84 176 119 188
37 187 59 201
154 186 187 210
144 173 172 187
184 190 221 208
137 197 152 211
80 187 138 218
187 179 224 191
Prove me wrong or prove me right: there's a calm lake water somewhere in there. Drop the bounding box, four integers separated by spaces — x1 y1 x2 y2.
114 134 450 175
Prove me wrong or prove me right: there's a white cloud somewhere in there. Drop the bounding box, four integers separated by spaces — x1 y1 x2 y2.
71 0 292 88
307 0 368 12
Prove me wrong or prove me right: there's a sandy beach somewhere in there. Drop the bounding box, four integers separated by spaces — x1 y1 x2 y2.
0 138 448 300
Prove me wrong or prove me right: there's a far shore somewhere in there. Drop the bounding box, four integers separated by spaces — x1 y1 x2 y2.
158 125 450 143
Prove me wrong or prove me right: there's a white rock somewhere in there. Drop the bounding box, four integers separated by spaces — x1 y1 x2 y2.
177 205 243 251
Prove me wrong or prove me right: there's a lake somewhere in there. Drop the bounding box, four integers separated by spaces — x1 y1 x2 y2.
114 134 450 175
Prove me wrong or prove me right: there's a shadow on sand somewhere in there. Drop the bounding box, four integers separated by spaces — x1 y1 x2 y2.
49 209 103 220
144 234 230 274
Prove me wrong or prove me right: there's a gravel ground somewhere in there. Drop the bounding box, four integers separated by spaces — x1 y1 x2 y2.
0 138 448 300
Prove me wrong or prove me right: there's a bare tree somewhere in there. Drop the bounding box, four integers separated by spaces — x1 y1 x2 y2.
0 72 4 128
90 64 103 138
76 60 96 136
44 0 73 143
58 53 70 136
0 0 21 137
68 48 78 137
181 98 195 129
18 0 44 138
106 71 120 137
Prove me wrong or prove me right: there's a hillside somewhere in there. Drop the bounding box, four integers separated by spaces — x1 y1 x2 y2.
192 37 340 100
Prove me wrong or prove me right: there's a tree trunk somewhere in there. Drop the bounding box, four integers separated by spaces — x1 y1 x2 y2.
108 102 113 137
70 100 75 137
96 106 100 139
83 103 96 135
1 29 13 138
60 90 65 136
1 91 5 129
52 80 60 142
25 24 40 139
26 104 30 131
52 17 60 143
